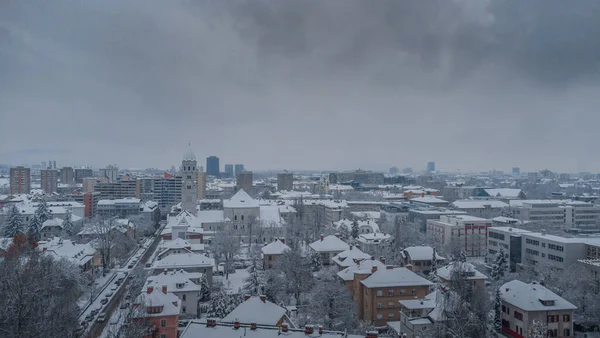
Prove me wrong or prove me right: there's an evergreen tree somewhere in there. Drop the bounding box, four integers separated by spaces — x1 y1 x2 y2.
427 248 439 282
494 287 502 331
35 200 52 224
529 319 547 338
459 249 467 263
206 291 242 319
241 258 265 296
62 210 74 236
3 205 24 237
200 275 211 301
351 220 359 239
338 223 349 240
310 250 322 272
491 247 508 281
28 214 41 243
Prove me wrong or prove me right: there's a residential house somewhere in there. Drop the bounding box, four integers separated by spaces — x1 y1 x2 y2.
161 210 204 244
261 239 290 270
180 320 364 338
397 290 444 338
40 218 65 239
435 262 488 289
132 286 181 338
400 246 446 275
310 235 350 266
222 295 290 327
332 245 371 271
337 257 386 294
156 238 205 260
151 252 214 286
38 237 100 272
356 232 392 254
500 280 576 338
146 269 202 318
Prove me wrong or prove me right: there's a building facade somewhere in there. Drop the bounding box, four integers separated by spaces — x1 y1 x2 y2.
41 169 59 194
60 167 74 184
277 172 294 191
9 166 31 194
181 149 198 215
236 171 253 194
74 168 93 183
427 215 492 257
206 156 220 177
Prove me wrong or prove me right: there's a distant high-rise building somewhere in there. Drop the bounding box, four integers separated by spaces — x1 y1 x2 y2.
41 169 59 194
99 165 119 182
427 161 436 172
206 156 220 177
60 167 74 184
74 168 93 183
41 162 47 169
512 167 521 175
402 167 413 174
224 164 234 177
82 178 98 193
277 172 294 191
389 167 399 175
236 170 253 193
198 165 204 172
94 176 136 199
9 166 31 194
181 147 199 215
153 174 182 212
197 172 207 200
234 164 244 175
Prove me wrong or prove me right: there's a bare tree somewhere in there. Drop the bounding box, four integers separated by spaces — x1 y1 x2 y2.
212 228 241 280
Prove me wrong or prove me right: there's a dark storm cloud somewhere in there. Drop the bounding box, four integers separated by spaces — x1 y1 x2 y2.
1 0 600 172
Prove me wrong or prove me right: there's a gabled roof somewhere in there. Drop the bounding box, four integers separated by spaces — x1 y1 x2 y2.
483 188 522 199
42 217 64 229
134 287 181 318
180 321 364 338
361 267 433 288
435 262 488 281
403 246 445 262
152 253 214 270
146 269 202 293
332 246 371 267
261 239 290 255
38 237 96 266
222 296 287 326
500 280 577 312
337 258 386 281
167 210 203 228
309 235 350 253
224 190 259 208
451 199 508 209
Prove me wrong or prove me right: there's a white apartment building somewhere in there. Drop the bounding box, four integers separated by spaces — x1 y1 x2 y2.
427 215 492 257
510 200 600 230
487 227 532 272
450 199 508 218
520 232 587 270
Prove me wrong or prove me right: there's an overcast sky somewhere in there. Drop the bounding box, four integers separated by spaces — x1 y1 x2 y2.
1 0 600 173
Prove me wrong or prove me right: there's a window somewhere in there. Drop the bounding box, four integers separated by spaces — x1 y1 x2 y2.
412 289 416 296
182 294 186 301
241 215 244 221
160 335 166 338
376 314 383 320
387 289 395 296
376 290 383 297
502 305 506 313
187 175 192 179
388 302 394 308
563 314 570 322
400 289 406 296
514 311 523 320
182 306 186 313
234 215 237 220
161 319 166 327
376 303 383 309
388 313 395 319
268 256 272 261
547 315 559 322
564 328 571 336
548 329 558 337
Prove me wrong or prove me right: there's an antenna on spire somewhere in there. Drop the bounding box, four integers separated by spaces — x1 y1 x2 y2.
188 141 191 146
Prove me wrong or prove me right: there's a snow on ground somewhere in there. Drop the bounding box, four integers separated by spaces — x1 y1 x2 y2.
214 268 249 295
78 270 117 310
101 306 127 338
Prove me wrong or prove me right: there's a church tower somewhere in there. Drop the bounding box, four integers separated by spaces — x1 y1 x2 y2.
181 144 199 215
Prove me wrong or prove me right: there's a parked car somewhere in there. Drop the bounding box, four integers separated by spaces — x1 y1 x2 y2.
111 284 118 291
97 313 106 323
100 298 108 305
85 314 94 322
105 291 113 297
233 262 244 269
120 302 129 310
127 264 134 269
91 308 100 316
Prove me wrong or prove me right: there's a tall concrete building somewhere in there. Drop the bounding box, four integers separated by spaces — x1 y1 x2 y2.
94 176 136 199
181 147 199 215
60 167 74 184
512 167 521 175
234 164 244 175
197 172 207 200
9 166 31 194
99 165 119 182
206 156 220 177
224 164 234 177
427 161 436 172
153 174 182 212
277 172 294 191
236 170 253 193
41 169 59 194
82 177 98 193
74 168 93 183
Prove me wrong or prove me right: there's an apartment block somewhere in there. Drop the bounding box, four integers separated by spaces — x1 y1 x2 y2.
97 198 141 219
427 215 492 257
510 200 600 230
40 169 59 194
520 232 587 270
9 166 31 194
487 227 531 272
74 168 93 183
94 176 137 200
277 172 294 191
60 167 74 184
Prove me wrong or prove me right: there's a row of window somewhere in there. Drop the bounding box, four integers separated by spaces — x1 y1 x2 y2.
548 254 564 262
376 302 396 309
525 248 540 256
548 314 570 322
375 313 395 320
548 244 564 252
526 239 540 246
489 232 506 240
549 329 571 337
376 289 416 297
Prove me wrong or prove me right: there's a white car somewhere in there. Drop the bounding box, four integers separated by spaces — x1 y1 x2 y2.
97 313 107 323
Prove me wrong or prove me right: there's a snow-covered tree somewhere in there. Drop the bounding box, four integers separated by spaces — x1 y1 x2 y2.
206 291 242 319
459 249 467 263
427 248 439 282
200 274 211 301
528 319 547 338
299 271 358 331
263 270 282 303
310 250 322 272
351 219 359 239
338 223 349 240
212 227 241 280
494 287 502 332
62 209 74 236
241 258 266 296
35 200 52 224
28 214 41 243
491 247 508 281
274 249 314 304
2 204 24 237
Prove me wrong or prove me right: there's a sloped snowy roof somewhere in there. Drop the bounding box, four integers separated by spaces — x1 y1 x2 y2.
356 232 391 244
451 199 508 209
333 219 379 233
147 269 202 293
183 147 197 161
435 262 488 281
167 210 204 228
337 259 386 281
258 205 283 224
361 267 433 288
500 280 576 312
410 196 448 204
159 238 204 251
196 210 225 224
0 237 14 251
224 189 259 208
180 321 364 338
261 239 290 255
38 237 96 266
403 246 445 261
134 287 181 318
332 246 371 267
399 290 439 310
309 235 350 253
483 189 522 199
41 217 64 229
152 253 214 270
222 296 287 326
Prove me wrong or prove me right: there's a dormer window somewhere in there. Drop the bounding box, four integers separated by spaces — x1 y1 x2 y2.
540 300 555 306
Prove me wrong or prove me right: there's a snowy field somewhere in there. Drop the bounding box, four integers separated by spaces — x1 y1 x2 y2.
214 268 250 295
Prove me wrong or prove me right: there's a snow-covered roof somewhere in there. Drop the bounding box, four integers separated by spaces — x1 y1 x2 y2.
302 199 348 210
333 219 380 233
521 232 583 244
332 246 371 267
403 246 445 262
361 267 433 288
356 232 391 244
500 280 577 312
410 196 448 204
152 253 214 270
492 216 524 224
488 227 532 235
183 147 197 161
328 184 354 191
180 321 363 338
0 237 14 251
196 210 225 224
435 262 488 281
38 237 96 266
222 296 287 326
451 199 508 209
483 189 522 199
159 238 204 251
41 217 64 229
337 259 386 281
97 198 141 205
147 269 202 293
349 211 381 220
399 290 438 310
258 205 284 224
224 190 259 208
309 235 350 253
167 210 204 228
261 239 290 255
508 199 572 207
134 287 181 317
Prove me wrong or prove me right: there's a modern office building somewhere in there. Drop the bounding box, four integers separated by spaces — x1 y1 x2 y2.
94 175 137 200
40 169 59 194
99 165 119 182
512 167 521 175
487 227 532 272
9 166 31 194
60 167 74 184
427 215 492 257
328 170 385 185
236 170 253 193
277 172 294 191
74 168 93 183
426 161 436 172
234 164 244 175
206 156 220 177
224 164 234 177
153 174 183 212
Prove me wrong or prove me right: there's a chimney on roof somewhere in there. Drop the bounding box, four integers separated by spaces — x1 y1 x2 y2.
304 325 314 335
147 286 153 294
72 241 76 245
379 256 385 264
386 265 394 270
335 232 340 238
371 266 378 273
260 295 266 303
406 264 413 271
162 285 167 294
250 322 257 330
244 294 251 301
318 325 323 334
320 234 324 241
206 318 217 327
234 319 240 330
43 247 47 252
163 269 167 275
282 323 289 332
366 330 378 338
